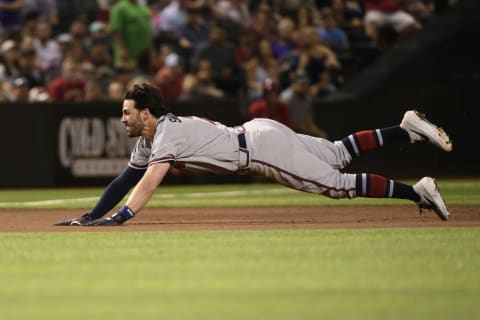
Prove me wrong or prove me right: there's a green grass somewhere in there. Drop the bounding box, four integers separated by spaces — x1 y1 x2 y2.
0 228 479 320
0 180 478 319
0 179 479 209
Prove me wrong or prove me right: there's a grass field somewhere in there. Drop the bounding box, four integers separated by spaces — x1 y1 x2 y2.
0 180 479 319
0 179 479 209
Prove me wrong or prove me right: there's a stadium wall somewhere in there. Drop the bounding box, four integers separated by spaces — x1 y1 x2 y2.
0 88 477 188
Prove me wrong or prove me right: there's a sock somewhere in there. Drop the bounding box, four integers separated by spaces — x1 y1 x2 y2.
355 174 421 202
342 125 410 157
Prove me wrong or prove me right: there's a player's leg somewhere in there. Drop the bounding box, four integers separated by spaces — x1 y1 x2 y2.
250 147 449 220
340 125 409 158
244 120 358 198
340 110 452 159
294 124 411 170
354 173 449 220
244 117 449 220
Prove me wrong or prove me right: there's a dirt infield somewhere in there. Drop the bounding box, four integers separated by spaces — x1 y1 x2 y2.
0 205 479 232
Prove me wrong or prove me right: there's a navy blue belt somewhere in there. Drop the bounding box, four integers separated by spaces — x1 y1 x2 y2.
237 132 249 172
238 132 247 149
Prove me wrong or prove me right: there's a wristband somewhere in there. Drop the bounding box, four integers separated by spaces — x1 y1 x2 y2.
112 205 135 223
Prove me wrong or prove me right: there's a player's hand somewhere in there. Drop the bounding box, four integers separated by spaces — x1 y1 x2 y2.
54 213 94 226
85 217 121 226
84 206 135 226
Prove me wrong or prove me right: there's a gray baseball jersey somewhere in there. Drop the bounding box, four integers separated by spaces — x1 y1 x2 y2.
129 114 357 199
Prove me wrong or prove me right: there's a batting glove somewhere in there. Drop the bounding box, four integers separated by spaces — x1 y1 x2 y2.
85 206 135 226
54 213 94 226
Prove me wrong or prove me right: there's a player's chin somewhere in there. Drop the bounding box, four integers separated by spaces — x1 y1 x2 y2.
126 129 140 137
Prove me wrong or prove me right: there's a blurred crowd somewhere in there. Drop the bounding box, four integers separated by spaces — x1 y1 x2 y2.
0 0 451 134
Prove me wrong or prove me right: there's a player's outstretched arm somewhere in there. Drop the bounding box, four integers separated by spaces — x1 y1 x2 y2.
86 162 172 226
54 166 146 226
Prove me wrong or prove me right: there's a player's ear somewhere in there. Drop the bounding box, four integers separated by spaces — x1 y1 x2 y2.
141 108 150 121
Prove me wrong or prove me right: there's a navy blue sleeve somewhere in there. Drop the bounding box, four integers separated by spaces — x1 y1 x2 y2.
89 166 146 219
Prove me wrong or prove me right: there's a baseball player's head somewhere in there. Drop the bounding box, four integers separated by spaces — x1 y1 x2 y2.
122 83 169 137
125 83 168 117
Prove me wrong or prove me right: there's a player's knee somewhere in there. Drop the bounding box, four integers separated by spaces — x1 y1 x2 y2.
323 189 355 199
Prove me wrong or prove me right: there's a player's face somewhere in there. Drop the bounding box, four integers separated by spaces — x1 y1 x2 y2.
121 99 145 137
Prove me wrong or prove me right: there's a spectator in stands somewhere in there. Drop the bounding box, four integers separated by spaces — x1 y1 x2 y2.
279 0 317 18
69 18 89 46
296 26 342 86
248 78 294 128
87 20 112 54
278 25 341 90
22 0 58 27
135 47 161 82
344 0 364 22
111 64 135 92
107 80 125 101
177 6 211 67
87 38 112 69
109 0 152 68
332 1 371 64
191 23 239 97
364 0 419 47
244 38 280 101
271 17 298 59
405 0 436 26
154 0 188 47
20 10 38 39
0 39 19 82
214 0 252 27
280 71 327 138
154 52 184 102
67 20 89 63
48 57 85 102
235 27 257 68
250 0 277 40
33 20 61 82
311 70 336 99
295 5 320 30
55 33 75 70
181 58 223 99
84 79 104 101
8 76 30 102
17 47 45 88
28 85 49 102
96 0 113 24
329 0 368 47
0 0 24 36
317 8 350 54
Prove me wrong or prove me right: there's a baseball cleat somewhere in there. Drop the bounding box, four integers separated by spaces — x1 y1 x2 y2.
400 110 452 152
413 177 449 221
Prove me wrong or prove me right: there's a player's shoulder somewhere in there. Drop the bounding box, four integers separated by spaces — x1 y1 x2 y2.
163 113 183 123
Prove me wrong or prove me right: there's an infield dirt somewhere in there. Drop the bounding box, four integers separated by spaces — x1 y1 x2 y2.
0 205 479 232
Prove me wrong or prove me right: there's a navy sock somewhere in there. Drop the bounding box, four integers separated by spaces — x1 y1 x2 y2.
355 174 420 202
342 125 410 157
380 125 410 145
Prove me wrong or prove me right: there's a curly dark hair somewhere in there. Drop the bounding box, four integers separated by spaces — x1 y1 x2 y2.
124 83 169 117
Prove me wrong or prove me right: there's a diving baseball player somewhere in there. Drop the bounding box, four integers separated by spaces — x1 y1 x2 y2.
55 83 452 226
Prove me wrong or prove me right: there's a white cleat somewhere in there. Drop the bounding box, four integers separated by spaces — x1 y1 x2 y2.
400 110 453 152
413 177 450 221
